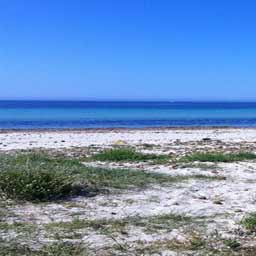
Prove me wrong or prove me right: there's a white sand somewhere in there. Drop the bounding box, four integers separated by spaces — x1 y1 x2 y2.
2 128 256 253
0 128 256 151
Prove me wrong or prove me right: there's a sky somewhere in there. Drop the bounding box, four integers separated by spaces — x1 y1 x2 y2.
1 0 256 101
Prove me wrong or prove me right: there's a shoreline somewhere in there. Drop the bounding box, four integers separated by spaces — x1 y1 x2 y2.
1 127 256 151
1 125 256 133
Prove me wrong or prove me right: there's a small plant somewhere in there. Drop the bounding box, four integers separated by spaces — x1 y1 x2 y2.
91 147 170 162
80 166 174 189
40 242 88 256
181 152 256 163
141 143 155 149
0 154 85 202
242 213 256 232
0 167 74 202
188 234 206 250
224 239 241 250
134 233 206 254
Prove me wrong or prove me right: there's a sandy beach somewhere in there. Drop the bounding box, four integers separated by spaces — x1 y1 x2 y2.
2 0 256 254
1 127 256 151
1 127 256 255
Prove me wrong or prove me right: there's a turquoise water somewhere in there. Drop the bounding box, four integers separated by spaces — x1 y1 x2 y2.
1 101 256 128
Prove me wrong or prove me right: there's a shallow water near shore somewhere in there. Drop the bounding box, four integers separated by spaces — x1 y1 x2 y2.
1 101 256 129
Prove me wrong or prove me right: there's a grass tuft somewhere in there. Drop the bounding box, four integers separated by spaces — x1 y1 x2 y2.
46 213 194 235
242 213 256 232
0 153 224 202
0 154 80 202
0 242 88 256
181 152 256 163
223 239 241 250
91 147 170 163
134 233 206 254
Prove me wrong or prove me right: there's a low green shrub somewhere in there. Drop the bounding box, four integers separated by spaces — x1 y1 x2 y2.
181 152 256 163
0 153 221 202
0 242 88 256
0 166 74 202
242 213 256 232
91 147 169 162
0 154 82 202
224 239 241 250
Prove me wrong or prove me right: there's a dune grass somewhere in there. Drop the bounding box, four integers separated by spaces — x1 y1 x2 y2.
242 213 256 232
0 154 80 202
91 147 170 163
0 153 219 202
0 168 75 201
0 242 88 256
0 153 223 202
181 152 256 163
46 213 194 236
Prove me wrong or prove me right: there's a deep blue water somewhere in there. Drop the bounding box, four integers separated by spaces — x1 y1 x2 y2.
1 101 256 129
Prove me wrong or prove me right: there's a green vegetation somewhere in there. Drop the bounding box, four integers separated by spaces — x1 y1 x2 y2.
79 167 221 190
242 213 256 232
0 167 74 202
0 153 219 202
181 152 256 163
177 162 219 170
0 222 36 235
134 234 206 254
91 147 170 163
0 148 254 255
79 165 174 189
0 154 80 202
134 236 255 255
0 242 88 256
46 213 194 236
223 239 241 250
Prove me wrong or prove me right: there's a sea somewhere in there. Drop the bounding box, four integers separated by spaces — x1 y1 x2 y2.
1 101 256 129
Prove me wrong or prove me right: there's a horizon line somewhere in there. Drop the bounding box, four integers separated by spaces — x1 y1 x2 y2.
1 99 256 103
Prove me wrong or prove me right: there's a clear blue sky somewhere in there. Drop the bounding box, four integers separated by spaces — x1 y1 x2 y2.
1 0 256 101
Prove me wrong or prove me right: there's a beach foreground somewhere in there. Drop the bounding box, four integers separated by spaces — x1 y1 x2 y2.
1 128 256 255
